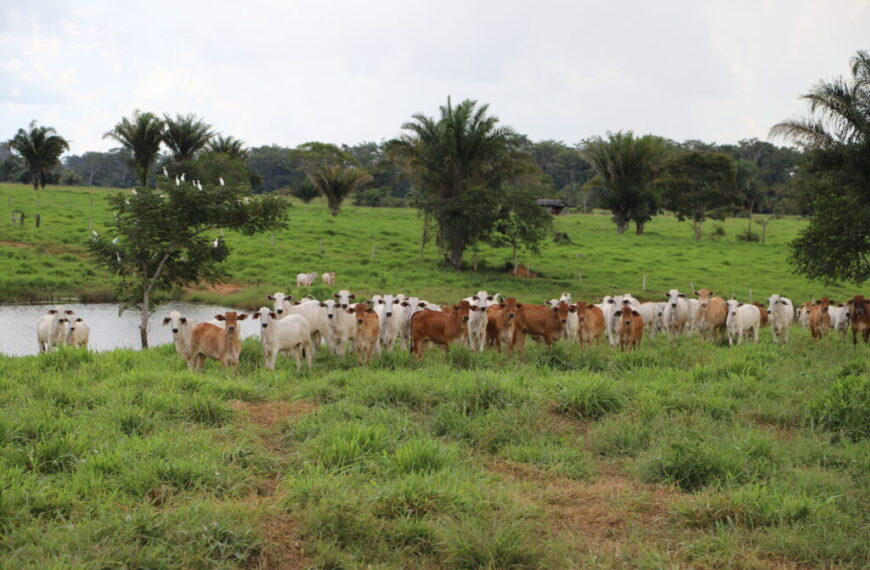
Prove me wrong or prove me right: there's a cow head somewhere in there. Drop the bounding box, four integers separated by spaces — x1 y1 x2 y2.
214 311 247 333
269 292 292 315
351 303 373 324
162 310 188 334
552 301 573 325
452 300 473 325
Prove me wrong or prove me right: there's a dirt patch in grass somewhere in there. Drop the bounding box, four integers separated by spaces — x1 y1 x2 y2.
0 240 32 248
234 399 316 570
186 282 245 294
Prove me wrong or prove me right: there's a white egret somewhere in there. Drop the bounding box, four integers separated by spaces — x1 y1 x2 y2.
219 177 225 186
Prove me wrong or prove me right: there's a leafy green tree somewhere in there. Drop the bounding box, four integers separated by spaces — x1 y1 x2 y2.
770 50 870 283
488 182 553 272
578 131 666 234
207 135 249 159
88 180 290 348
7 121 70 190
246 145 298 192
291 179 320 204
187 151 261 189
290 142 372 216
104 110 165 186
163 113 213 166
528 140 593 203
387 97 533 269
656 150 740 240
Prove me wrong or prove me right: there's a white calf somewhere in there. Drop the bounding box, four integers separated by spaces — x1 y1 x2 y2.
322 272 336 287
375 294 402 350
253 307 312 371
464 290 493 351
37 306 73 353
162 310 197 367
829 304 850 336
633 302 661 338
725 300 761 346
766 294 794 344
663 289 690 337
66 317 90 349
320 300 356 356
296 272 318 287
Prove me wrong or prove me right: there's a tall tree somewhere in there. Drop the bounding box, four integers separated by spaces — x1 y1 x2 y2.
7 121 69 190
578 131 666 234
387 97 533 269
163 113 213 166
290 142 372 216
770 50 870 283
656 150 740 240
207 135 249 159
104 110 165 186
487 181 553 272
88 179 290 348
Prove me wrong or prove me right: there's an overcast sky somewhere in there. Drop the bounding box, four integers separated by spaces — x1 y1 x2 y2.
2 1 868 155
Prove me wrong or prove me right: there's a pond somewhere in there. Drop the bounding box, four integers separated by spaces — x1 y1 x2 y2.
0 302 261 357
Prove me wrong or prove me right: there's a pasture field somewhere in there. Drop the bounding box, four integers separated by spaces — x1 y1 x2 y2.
0 332 868 568
0 182 860 307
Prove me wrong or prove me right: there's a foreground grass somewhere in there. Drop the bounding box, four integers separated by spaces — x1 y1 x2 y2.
1 328 868 568
0 183 860 306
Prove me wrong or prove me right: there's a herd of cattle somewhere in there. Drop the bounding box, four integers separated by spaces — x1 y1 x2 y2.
34 289 870 372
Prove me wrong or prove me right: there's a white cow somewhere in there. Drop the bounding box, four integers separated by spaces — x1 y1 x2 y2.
685 298 701 336
252 307 312 371
633 302 662 338
725 300 761 346
797 303 812 328
321 272 336 287
829 303 850 336
602 294 639 346
268 292 328 348
766 294 794 344
663 289 690 337
464 290 493 351
296 272 318 287
319 300 356 356
37 306 74 353
162 310 197 367
66 317 90 349
374 294 402 350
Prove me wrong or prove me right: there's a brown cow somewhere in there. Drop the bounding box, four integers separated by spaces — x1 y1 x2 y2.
486 298 520 352
614 307 644 351
809 297 833 340
348 303 379 365
752 302 769 327
694 289 727 341
845 294 870 345
511 302 574 353
575 302 605 345
411 300 475 358
189 311 248 373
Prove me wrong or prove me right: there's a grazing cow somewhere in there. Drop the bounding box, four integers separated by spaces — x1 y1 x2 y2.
752 302 769 327
485 298 519 352
725 300 761 346
321 271 336 287
189 311 248 372
829 303 850 336
797 302 813 328
412 300 474 358
766 294 794 344
348 302 379 365
66 317 90 349
809 297 834 340
162 310 197 367
845 294 870 344
575 302 606 346
253 307 312 371
296 272 318 287
464 290 495 351
513 302 575 352
663 289 690 337
613 307 644 351
694 289 727 341
319 300 356 356
37 306 74 353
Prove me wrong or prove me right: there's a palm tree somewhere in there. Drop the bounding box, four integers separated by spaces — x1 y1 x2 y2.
207 135 249 159
304 164 372 216
387 97 531 268
578 131 666 234
163 113 213 165
8 121 69 190
104 110 164 186
770 50 870 147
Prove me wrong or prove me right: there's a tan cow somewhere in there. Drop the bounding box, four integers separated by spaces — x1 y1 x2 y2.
809 297 833 340
575 302 605 346
845 295 870 345
189 311 248 373
485 298 520 352
411 300 474 358
512 302 574 353
694 289 727 341
348 303 379 365
614 307 644 351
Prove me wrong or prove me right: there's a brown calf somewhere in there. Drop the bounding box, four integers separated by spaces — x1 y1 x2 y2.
809 297 833 340
412 300 474 358
575 302 605 345
348 303 379 365
752 302 769 327
486 298 520 352
614 307 644 351
189 311 248 373
694 289 727 340
511 302 574 353
845 294 870 345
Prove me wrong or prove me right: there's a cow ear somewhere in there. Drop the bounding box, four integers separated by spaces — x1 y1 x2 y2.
320 302 327 307
293 301 300 305
334 293 339 299
486 295 493 301
470 306 480 311
349 294 356 300
401 301 409 306
346 309 354 314
215 314 226 321
366 308 374 313
551 306 559 312
48 309 57 314
678 293 686 298
267 295 275 300
709 291 715 296
453 304 460 310
515 303 523 309
737 303 744 307
237 314 248 320
631 310 641 317
693 290 700 296
162 317 170 325
269 312 277 319
614 310 623 316
180 317 187 324
418 302 427 308
472 295 479 301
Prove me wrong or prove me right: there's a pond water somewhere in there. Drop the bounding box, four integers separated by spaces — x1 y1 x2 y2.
0 302 262 357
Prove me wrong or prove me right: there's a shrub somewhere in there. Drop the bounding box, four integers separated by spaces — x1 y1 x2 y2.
736 229 759 242
552 376 624 420
390 439 454 474
808 375 870 441
440 517 547 569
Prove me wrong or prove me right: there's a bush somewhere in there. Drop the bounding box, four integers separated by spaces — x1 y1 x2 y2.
808 375 870 441
390 439 454 474
736 229 760 242
552 376 624 420
709 224 726 240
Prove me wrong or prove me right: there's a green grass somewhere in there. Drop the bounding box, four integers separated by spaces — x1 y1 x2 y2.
0 182 861 305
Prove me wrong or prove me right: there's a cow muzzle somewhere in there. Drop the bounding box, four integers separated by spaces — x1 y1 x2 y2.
276 309 283 315
386 312 392 317
463 316 469 321
228 326 236 332
261 323 268 328
327 314 333 319
671 302 677 307
357 318 363 324
172 328 179 333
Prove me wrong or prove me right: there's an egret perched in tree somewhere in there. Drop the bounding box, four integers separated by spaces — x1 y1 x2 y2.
175 175 180 186
180 172 186 182
212 238 219 248
92 230 99 238
112 236 119 245
163 166 168 177
219 176 225 186
131 189 137 195
115 252 122 265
